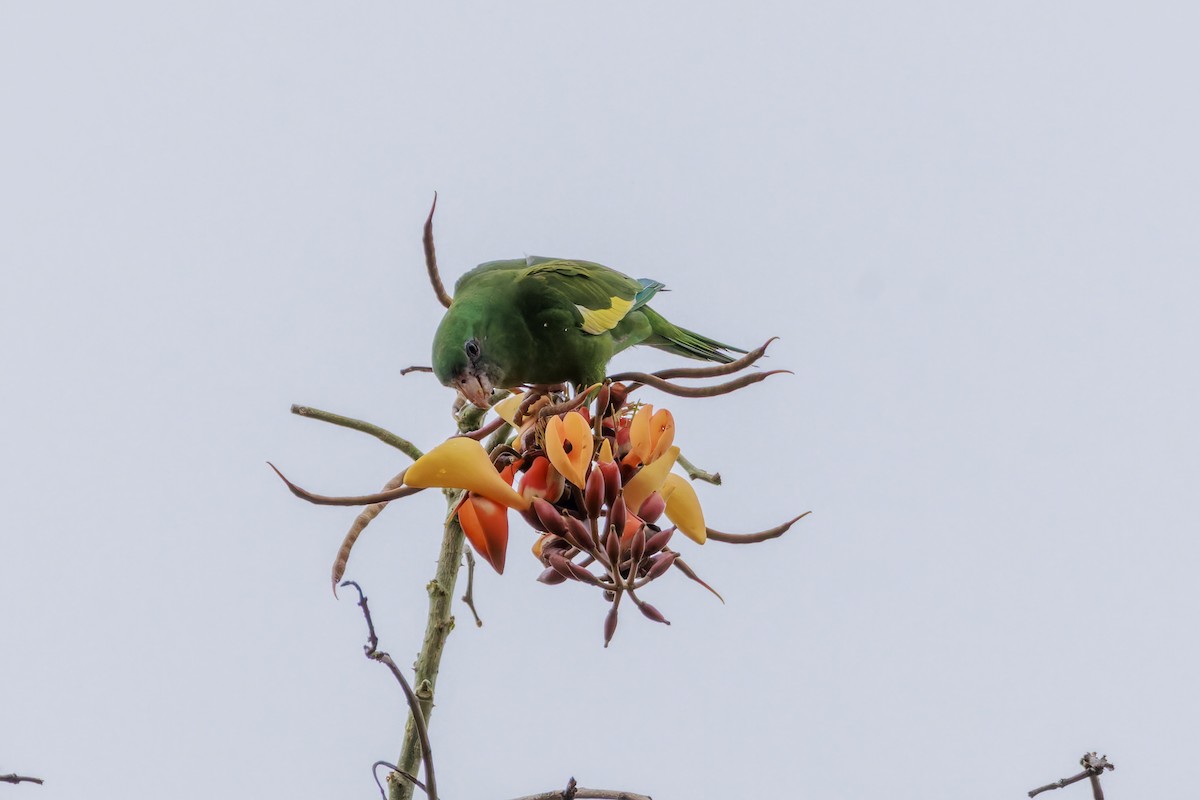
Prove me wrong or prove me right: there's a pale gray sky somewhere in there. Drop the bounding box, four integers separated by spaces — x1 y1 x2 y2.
3 2 1198 798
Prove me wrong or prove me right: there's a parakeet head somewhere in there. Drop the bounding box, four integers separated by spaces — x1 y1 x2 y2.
432 308 498 409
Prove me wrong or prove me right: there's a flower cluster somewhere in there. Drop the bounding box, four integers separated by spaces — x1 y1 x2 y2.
276 339 804 646
403 384 729 645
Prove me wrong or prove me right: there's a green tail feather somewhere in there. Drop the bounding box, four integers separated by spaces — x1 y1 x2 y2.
640 307 746 364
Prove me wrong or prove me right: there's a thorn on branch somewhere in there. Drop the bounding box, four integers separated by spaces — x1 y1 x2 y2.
676 453 721 485
424 192 453 309
462 550 484 627
373 761 426 800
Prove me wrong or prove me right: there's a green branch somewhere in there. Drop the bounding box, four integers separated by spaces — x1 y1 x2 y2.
291 404 424 461
389 402 488 800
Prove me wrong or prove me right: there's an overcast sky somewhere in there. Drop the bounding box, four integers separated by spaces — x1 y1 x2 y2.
3 2 1198 798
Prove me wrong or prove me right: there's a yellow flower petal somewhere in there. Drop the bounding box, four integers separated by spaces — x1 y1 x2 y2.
493 393 524 427
544 411 594 489
623 445 680 512
661 473 706 544
597 438 614 463
405 437 530 510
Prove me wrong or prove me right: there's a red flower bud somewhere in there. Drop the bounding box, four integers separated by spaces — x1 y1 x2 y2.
636 600 670 625
637 491 666 524
547 552 577 581
603 603 619 647
598 460 622 507
643 551 678 580
594 384 612 417
644 526 675 554
606 496 627 542
630 525 647 564
565 515 595 551
604 526 621 566
548 553 602 586
532 498 568 537
538 567 568 585
584 467 605 520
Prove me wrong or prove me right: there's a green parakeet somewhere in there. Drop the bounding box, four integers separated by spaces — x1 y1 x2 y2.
432 257 744 407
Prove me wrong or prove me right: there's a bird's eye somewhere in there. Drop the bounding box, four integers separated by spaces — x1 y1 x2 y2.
464 339 481 360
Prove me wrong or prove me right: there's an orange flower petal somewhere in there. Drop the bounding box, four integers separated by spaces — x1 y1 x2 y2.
518 456 565 504
544 411 593 489
458 494 509 573
405 437 529 510
647 409 676 463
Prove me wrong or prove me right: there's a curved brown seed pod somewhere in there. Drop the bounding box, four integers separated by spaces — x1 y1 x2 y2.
268 463 423 506
604 369 791 398
645 337 779 380
706 512 811 543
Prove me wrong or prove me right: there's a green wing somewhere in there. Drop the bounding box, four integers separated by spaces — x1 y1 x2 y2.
521 258 664 335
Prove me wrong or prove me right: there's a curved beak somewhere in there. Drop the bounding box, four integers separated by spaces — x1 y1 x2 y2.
455 372 495 409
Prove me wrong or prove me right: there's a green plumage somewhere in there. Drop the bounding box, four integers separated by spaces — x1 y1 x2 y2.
432 257 742 406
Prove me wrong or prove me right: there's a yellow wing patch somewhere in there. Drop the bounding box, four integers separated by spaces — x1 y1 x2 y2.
576 296 634 335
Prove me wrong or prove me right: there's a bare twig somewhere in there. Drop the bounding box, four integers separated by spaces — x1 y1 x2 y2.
676 453 721 485
291 405 424 461
401 365 434 376
705 512 811 543
0 774 44 786
462 549 483 627
341 581 438 800
423 193 453 309
1029 770 1095 798
1028 753 1115 798
507 784 652 800
609 369 790 398
269 463 423 506
331 469 408 593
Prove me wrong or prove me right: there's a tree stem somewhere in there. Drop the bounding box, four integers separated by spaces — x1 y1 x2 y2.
389 404 488 800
